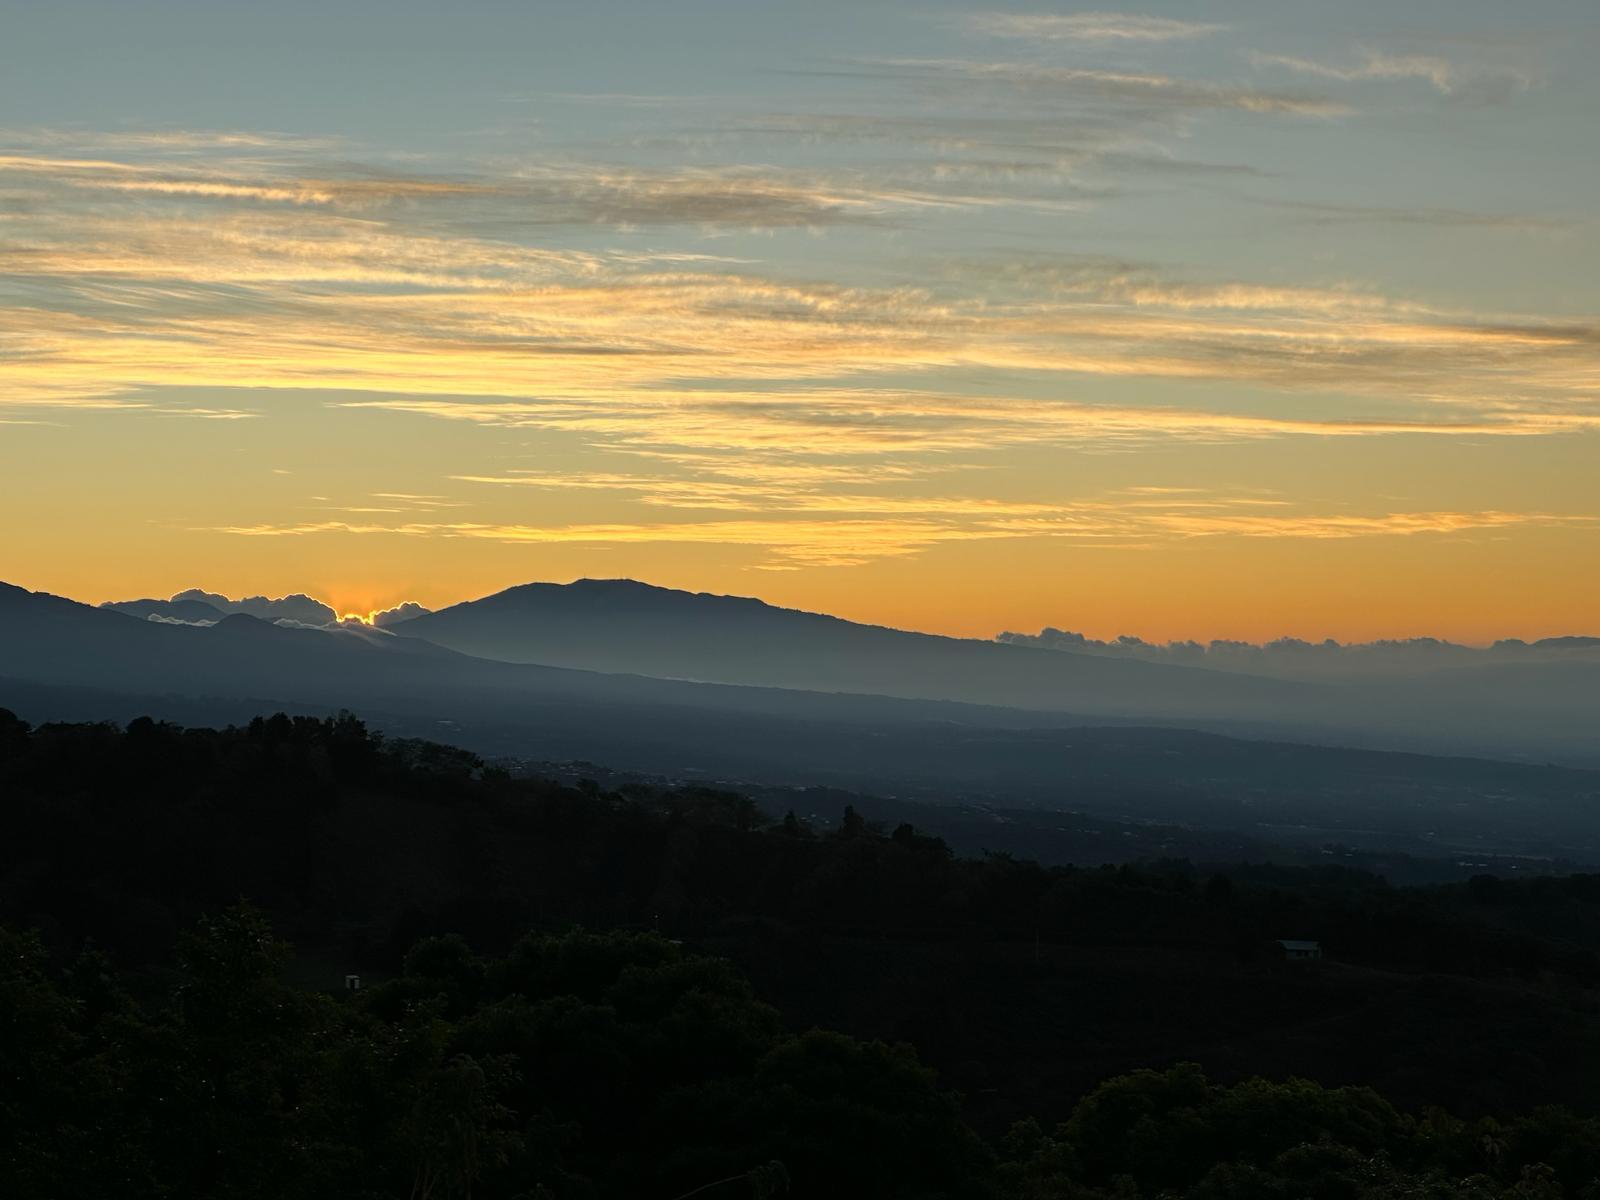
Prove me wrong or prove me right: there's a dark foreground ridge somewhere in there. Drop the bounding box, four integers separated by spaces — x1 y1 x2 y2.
8 709 1600 1197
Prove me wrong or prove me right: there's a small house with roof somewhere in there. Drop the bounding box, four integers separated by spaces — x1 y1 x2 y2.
1276 939 1322 963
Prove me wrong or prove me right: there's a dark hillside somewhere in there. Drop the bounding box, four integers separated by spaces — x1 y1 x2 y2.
8 709 1600 1136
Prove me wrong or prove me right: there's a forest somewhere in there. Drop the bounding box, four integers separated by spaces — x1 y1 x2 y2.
7 710 1600 1198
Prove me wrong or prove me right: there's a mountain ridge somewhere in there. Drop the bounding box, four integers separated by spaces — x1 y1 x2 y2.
8 579 1600 860
393 576 1303 714
25 577 1600 766
388 576 1600 767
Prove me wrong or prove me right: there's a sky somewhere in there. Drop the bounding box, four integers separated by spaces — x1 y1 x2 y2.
2 0 1597 640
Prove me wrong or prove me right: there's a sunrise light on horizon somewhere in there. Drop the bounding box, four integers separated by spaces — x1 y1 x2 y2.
3 0 1597 642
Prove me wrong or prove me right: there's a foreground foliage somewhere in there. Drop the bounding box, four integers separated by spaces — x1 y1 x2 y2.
7 711 1600 1197
6 911 1600 1199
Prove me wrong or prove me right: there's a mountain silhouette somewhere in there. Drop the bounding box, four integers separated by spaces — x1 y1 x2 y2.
391 578 1305 717
8 580 1600 858
387 578 1600 765
101 596 227 623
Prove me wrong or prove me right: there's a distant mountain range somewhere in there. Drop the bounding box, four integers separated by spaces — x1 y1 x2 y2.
103 589 339 626
101 596 234 624
387 578 1306 719
71 577 1600 765
384 579 1600 763
7 576 1600 863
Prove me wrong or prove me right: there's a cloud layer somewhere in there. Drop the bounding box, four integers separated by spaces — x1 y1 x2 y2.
1 9 1591 581
999 627 1600 679
967 12 1226 43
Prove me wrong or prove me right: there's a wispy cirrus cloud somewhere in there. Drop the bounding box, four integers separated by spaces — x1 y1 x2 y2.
4 165 1598 446
360 390 1600 459
724 111 1267 179
4 123 1598 585
0 127 341 152
206 515 1026 568
1257 198 1567 233
1 0 1590 613
1247 48 1536 98
202 499 1598 571
453 471 1071 517
966 12 1226 43
1144 509 1597 540
860 59 1350 117
144 406 261 419
304 491 470 517
0 149 920 227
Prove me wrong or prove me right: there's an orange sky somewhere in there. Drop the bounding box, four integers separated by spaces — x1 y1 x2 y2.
2 2 1597 644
